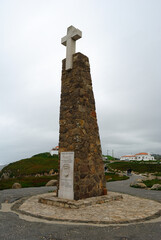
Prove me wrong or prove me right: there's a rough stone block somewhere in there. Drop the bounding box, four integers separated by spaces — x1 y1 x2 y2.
58 52 106 200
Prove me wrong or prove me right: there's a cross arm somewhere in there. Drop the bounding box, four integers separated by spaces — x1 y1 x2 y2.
61 26 82 70
61 26 82 46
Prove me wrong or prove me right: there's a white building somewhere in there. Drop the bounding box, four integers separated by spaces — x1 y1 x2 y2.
50 146 59 156
120 155 136 161
120 152 154 161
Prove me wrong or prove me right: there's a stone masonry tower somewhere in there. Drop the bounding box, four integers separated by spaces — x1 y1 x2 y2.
58 26 106 200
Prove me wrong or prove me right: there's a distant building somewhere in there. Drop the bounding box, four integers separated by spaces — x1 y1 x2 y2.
120 155 136 161
120 152 154 161
50 146 59 156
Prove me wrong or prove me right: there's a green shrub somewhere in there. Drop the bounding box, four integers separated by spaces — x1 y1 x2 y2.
1 153 58 177
0 175 58 190
108 161 161 173
143 179 161 188
105 172 129 182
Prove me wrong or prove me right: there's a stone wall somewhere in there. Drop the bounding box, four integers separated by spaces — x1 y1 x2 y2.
59 52 106 200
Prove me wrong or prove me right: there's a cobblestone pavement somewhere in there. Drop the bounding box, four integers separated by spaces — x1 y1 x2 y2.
15 191 161 224
0 176 161 240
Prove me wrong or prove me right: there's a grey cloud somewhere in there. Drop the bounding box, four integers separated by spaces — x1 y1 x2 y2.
0 0 161 164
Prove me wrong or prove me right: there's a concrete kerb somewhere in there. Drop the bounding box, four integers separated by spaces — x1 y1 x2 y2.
10 192 161 226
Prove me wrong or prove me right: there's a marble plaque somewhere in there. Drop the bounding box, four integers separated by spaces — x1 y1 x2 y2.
58 152 74 200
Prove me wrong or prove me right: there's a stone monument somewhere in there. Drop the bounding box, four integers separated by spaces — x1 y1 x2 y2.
58 26 106 200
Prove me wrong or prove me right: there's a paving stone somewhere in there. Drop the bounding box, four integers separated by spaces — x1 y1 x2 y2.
17 191 161 224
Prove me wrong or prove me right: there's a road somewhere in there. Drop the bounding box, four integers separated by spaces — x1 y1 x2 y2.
107 174 161 202
0 176 161 240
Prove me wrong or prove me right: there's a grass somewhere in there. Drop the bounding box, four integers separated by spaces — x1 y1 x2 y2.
105 172 129 182
0 172 129 190
103 155 115 161
0 152 59 190
143 179 161 189
154 173 161 176
0 175 58 190
0 152 58 178
131 178 161 190
108 161 161 174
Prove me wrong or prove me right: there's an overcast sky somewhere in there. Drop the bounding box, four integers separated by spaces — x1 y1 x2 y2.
0 0 161 165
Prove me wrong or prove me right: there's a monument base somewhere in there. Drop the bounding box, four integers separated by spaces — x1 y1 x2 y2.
58 189 74 200
39 192 122 209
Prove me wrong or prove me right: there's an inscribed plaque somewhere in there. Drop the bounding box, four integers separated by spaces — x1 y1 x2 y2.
58 152 74 200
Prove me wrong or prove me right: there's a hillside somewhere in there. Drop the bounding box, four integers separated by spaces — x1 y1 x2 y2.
0 152 59 178
0 165 6 171
108 161 161 174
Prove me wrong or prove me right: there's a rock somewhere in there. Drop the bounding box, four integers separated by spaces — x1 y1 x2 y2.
12 183 22 189
130 182 147 188
142 177 148 181
107 178 112 181
35 174 41 177
151 184 161 190
148 176 156 180
138 183 147 188
1 172 10 180
130 182 135 186
136 178 143 183
46 180 58 187
49 169 54 175
118 173 124 177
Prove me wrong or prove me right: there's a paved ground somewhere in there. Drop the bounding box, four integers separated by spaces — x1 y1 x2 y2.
0 186 55 206
15 192 161 224
0 176 161 240
107 174 161 202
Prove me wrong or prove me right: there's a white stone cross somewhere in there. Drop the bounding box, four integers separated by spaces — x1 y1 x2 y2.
61 26 82 70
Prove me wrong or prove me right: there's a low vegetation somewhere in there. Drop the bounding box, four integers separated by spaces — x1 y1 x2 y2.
4 154 158 191
108 161 161 174
143 179 161 189
103 155 116 161
0 175 58 190
0 152 59 190
105 172 129 182
0 152 58 178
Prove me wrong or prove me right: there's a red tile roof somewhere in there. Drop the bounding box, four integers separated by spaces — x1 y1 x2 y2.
51 146 59 150
121 153 149 158
135 152 148 155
